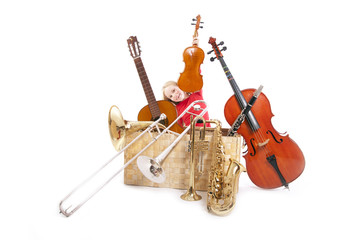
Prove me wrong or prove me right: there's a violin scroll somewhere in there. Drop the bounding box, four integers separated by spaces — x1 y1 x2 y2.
191 15 204 40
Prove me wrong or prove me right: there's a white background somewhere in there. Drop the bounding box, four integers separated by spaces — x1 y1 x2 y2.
1 0 359 239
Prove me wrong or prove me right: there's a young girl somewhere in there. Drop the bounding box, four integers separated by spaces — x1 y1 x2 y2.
162 81 210 128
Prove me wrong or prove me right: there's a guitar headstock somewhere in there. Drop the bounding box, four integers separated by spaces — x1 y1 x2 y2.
192 15 204 40
207 37 227 61
127 36 141 59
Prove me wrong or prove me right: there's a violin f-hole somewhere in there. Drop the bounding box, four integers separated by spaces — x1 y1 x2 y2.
266 130 283 144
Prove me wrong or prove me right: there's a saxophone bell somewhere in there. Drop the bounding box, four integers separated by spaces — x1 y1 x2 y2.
207 119 247 216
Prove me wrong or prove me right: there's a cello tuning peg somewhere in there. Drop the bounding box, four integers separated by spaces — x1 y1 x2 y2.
207 49 214 55
210 57 216 62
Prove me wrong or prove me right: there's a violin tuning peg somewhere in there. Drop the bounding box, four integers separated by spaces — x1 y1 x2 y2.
210 57 216 62
217 41 224 46
221 46 227 51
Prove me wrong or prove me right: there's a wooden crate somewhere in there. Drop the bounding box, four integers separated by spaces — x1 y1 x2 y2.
124 129 242 191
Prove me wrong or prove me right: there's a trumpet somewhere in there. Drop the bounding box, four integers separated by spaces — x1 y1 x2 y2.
59 101 208 217
136 101 208 183
180 115 209 201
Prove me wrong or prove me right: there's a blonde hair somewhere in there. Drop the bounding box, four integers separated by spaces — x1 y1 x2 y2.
162 81 178 102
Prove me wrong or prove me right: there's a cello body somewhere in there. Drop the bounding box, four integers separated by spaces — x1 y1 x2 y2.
224 89 305 189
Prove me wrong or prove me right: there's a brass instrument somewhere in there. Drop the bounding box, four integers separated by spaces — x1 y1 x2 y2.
136 101 208 184
180 115 209 201
207 119 246 216
59 101 207 217
109 105 162 151
59 106 166 217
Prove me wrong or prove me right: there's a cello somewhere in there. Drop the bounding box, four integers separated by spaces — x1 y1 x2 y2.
208 37 305 189
177 15 204 93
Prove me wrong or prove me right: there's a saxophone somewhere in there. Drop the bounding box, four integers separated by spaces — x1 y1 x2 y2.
207 119 246 216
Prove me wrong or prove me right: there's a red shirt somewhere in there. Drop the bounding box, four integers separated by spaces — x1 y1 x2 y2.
175 89 211 128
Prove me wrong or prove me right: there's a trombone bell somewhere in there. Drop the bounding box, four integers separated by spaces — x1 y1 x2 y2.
137 156 166 183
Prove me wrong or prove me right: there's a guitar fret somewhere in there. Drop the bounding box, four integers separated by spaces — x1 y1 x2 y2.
134 58 161 118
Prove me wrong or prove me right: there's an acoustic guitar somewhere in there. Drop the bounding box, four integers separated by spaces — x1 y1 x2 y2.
127 36 184 133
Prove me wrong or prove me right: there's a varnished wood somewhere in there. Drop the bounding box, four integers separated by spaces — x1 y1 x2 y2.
138 100 184 134
177 46 204 92
224 89 305 189
177 15 204 93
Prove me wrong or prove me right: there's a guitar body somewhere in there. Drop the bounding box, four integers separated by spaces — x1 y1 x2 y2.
224 90 305 189
138 100 184 134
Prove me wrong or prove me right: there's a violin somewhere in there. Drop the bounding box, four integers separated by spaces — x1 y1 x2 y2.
177 15 204 93
208 37 305 189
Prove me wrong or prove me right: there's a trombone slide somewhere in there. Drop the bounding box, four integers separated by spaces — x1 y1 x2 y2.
59 114 167 217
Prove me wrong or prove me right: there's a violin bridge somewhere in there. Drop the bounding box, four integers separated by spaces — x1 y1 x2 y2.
257 139 270 147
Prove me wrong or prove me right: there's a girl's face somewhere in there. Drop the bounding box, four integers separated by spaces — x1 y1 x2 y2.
164 85 187 102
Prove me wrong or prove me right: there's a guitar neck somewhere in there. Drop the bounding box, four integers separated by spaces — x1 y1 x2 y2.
218 57 260 131
134 57 161 119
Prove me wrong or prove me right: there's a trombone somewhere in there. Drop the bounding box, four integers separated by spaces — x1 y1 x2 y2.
136 102 208 184
59 101 208 217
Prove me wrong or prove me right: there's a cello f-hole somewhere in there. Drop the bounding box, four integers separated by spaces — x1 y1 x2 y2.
249 138 256 156
266 130 283 144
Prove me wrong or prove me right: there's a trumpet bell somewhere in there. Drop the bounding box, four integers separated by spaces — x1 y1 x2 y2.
137 156 166 183
108 105 160 152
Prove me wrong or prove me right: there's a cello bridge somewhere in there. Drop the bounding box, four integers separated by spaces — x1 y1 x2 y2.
258 139 270 147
